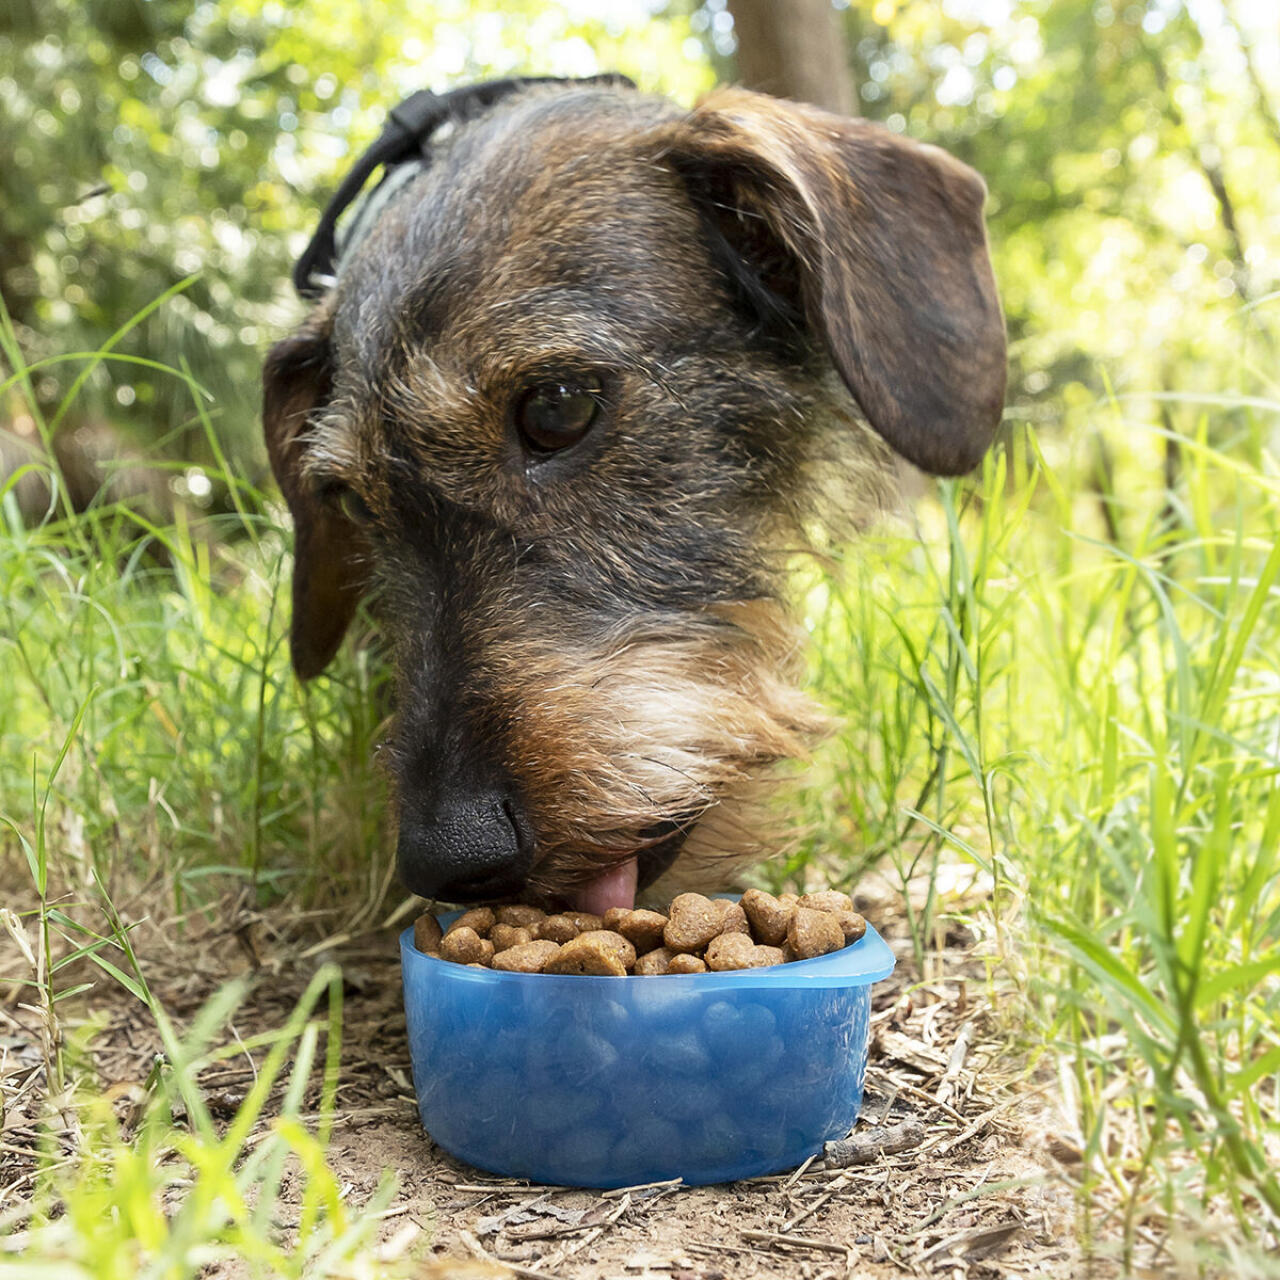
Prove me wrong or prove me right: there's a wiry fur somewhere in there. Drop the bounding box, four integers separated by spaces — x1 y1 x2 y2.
479 599 830 900
262 80 1005 906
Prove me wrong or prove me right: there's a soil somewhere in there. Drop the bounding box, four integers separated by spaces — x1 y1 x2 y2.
0 884 1087 1279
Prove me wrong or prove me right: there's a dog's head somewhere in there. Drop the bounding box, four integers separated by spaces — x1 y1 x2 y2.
263 80 1005 910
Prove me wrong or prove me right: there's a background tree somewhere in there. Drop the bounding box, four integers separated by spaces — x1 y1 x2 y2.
1 0 1277 521
725 0 856 114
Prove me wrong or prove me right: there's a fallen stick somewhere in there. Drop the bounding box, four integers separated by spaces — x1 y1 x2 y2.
741 1229 849 1256
823 1118 925 1167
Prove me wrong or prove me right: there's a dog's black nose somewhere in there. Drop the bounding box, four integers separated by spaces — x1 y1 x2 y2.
396 785 533 903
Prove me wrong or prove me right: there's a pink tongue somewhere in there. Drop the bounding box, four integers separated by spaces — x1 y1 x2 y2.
571 858 638 916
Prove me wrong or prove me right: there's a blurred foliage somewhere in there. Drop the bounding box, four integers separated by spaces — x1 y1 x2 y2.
1 0 1277 477
837 0 1280 461
0 0 715 467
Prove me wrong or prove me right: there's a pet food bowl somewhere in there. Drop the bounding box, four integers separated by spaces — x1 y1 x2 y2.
400 903 894 1188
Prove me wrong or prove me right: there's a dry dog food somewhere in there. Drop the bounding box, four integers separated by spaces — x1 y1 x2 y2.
413 888 866 975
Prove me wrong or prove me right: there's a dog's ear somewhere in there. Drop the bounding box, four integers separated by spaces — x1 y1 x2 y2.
262 312 366 679
659 88 1006 475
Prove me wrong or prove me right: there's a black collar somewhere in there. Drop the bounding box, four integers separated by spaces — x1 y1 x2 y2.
292 74 635 299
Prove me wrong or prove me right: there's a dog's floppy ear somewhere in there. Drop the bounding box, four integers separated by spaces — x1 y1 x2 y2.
262 311 365 679
659 88 1006 475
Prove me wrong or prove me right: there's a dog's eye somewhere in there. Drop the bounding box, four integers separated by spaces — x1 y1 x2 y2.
321 482 373 525
515 381 601 455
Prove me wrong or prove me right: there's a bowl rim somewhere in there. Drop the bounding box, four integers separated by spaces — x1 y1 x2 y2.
400 917 895 989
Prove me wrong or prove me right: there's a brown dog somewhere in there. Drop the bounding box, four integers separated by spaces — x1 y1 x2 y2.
263 77 1005 913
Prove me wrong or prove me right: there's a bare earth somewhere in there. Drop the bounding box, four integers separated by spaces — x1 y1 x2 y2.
1 888 1088 1279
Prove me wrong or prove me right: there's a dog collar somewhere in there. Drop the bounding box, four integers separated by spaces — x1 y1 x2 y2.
293 73 636 299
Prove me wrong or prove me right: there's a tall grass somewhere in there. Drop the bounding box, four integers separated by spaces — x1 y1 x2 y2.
799 401 1280 1267
3 286 1279 1271
1 284 389 912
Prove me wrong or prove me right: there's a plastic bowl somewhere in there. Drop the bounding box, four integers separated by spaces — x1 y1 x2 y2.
400 907 894 1188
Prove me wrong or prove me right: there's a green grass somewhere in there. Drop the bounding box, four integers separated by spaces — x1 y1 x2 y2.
3 289 1280 1274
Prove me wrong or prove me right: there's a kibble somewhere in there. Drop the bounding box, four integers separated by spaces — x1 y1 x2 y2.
798 891 866 943
492 939 562 973
617 909 668 954
545 935 628 976
664 893 726 953
495 904 545 929
577 929 637 971
440 926 494 967
536 914 582 944
634 946 677 975
413 913 444 955
413 887 868 975
446 907 496 937
787 906 846 960
490 923 533 951
740 888 791 946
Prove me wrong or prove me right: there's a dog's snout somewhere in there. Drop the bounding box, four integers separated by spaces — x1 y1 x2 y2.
397 784 533 904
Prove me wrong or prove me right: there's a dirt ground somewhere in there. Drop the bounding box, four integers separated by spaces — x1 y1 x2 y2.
1 885 1090 1279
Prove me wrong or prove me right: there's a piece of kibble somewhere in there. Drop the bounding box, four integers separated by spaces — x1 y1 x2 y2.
413 913 443 955
714 899 751 935
544 935 627 976
740 888 793 946
495 904 545 929
491 939 562 973
577 929 637 971
602 907 630 931
634 946 676 975
565 911 604 933
798 889 853 914
617 909 668 954
536 914 581 944
664 893 724 953
446 907 495 938
490 924 532 952
704 932 760 971
705 934 786 971
440 927 495 966
787 906 846 960
665 953 708 974
797 891 866 942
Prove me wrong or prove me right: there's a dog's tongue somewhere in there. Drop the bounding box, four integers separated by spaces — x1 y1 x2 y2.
571 858 638 916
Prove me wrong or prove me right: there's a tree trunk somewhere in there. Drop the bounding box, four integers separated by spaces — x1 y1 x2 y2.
726 0 856 117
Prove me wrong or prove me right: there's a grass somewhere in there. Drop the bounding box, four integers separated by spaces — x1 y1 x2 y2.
2 289 1280 1274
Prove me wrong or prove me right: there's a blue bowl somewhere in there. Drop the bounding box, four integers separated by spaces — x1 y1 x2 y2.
400 910 894 1188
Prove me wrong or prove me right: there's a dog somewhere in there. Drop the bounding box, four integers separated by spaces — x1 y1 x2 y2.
262 75 1005 915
